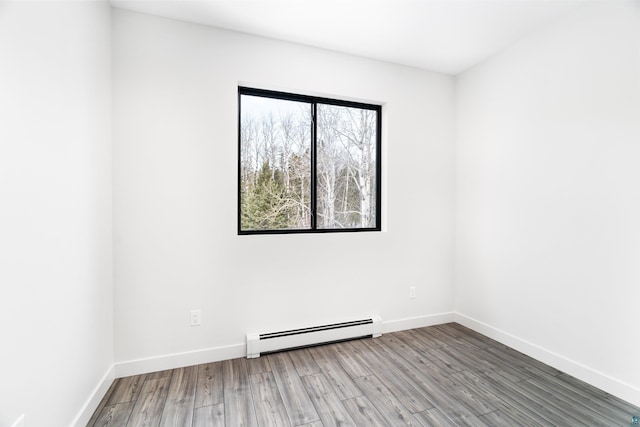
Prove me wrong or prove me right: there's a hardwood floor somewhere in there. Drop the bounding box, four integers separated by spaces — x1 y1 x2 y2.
88 323 639 426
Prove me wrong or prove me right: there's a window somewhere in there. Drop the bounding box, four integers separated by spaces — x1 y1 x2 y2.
238 87 381 234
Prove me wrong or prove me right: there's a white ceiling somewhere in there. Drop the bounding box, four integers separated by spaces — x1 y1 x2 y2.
110 0 587 75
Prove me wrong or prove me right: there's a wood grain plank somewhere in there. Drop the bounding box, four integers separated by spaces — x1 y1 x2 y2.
522 366 634 425
249 371 292 427
411 327 450 348
513 378 590 425
247 356 272 376
413 408 456 427
330 342 371 379
159 366 197 427
146 370 174 380
195 362 224 408
87 379 118 427
558 372 640 415
416 325 458 348
288 348 321 377
301 373 357 427
448 370 503 415
455 344 530 382
529 375 622 425
193 403 224 427
471 369 552 426
379 339 496 418
91 402 134 427
295 422 325 427
343 395 388 427
523 367 629 425
478 410 526 427
364 338 483 425
435 323 491 350
308 345 362 400
346 340 434 413
223 358 259 427
433 344 499 374
485 345 561 377
395 329 440 351
128 377 170 427
519 377 614 426
386 333 461 375
353 374 421 427
430 324 483 349
480 369 566 426
447 324 506 351
106 374 147 405
451 370 543 427
267 352 319 426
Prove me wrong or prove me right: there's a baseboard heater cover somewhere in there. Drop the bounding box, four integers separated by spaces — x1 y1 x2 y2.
246 316 382 358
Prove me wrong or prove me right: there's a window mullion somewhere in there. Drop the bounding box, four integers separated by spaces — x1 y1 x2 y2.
310 102 317 230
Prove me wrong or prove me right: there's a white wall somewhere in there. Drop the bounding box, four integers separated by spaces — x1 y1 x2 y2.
112 9 455 371
455 1 640 406
0 1 637 421
0 2 113 426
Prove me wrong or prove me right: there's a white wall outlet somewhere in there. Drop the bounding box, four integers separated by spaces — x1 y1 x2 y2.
190 309 201 326
11 414 25 427
409 286 417 299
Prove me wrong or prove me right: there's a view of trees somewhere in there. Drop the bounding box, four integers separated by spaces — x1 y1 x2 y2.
316 104 377 228
239 93 378 232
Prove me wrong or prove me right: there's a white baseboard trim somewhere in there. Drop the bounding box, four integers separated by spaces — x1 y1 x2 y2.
71 364 115 427
383 312 454 334
115 343 245 378
112 313 455 379
455 312 640 408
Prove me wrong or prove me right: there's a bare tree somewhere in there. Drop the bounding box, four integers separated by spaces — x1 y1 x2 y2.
317 104 376 228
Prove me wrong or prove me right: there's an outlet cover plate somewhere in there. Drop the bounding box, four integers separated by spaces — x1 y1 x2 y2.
190 310 201 326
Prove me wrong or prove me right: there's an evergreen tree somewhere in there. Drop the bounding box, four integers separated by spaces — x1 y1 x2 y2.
241 162 291 230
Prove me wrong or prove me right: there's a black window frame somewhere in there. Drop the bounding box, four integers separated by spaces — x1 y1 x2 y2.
238 86 382 235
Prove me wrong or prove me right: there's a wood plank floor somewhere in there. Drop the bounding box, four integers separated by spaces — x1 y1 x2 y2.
88 323 640 426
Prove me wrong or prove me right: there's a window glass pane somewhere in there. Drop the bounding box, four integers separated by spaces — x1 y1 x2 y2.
240 94 312 231
316 104 378 229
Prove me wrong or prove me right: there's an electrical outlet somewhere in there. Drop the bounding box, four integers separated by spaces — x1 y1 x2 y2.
190 310 201 326
409 286 417 299
11 414 24 427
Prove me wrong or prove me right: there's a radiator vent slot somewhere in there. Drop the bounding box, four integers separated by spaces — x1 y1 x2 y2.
247 316 382 358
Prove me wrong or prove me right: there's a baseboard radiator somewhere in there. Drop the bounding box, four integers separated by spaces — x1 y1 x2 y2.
246 316 382 358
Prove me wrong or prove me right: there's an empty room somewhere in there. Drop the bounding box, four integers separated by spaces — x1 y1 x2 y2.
1 0 639 426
